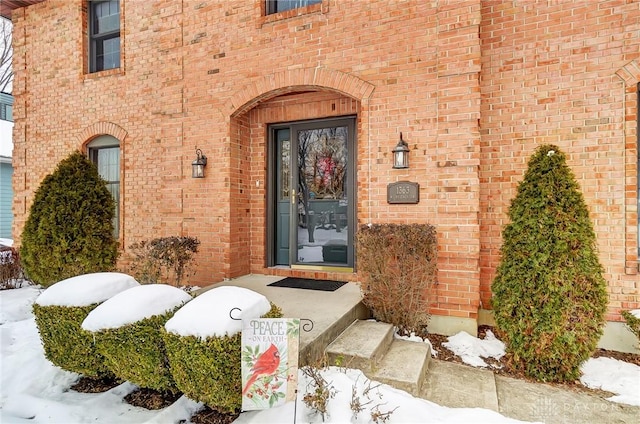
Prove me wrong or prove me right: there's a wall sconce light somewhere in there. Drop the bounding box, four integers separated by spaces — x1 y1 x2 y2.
191 148 207 178
392 132 409 169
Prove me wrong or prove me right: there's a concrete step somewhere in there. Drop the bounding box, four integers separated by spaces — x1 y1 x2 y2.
372 339 431 396
325 320 394 371
300 300 371 366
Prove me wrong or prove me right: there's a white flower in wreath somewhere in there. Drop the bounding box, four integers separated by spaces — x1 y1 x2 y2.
547 150 556 157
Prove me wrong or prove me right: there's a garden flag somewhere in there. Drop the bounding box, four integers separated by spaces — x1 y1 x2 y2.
241 318 300 410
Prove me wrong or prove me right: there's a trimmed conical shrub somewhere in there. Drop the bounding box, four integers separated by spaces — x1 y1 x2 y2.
21 151 118 287
491 144 608 382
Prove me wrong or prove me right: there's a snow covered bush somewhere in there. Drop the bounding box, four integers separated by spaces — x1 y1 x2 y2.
82 285 192 394
491 144 608 382
20 151 118 287
621 310 640 347
126 236 200 286
163 286 282 413
356 223 437 335
33 273 139 377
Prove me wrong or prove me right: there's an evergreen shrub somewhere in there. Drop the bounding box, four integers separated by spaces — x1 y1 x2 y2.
356 223 437 334
20 151 118 287
621 310 640 347
92 310 184 394
127 236 200 286
32 303 113 378
163 303 282 413
491 144 608 382
82 284 192 394
32 273 139 378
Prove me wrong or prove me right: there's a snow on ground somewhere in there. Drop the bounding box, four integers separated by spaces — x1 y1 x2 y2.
580 357 640 406
443 330 505 368
394 330 438 357
235 367 530 424
1 283 540 423
0 284 40 324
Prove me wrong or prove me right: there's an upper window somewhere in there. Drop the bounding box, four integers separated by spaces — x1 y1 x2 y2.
0 93 13 122
89 0 120 73
88 135 121 238
0 103 12 122
266 0 321 15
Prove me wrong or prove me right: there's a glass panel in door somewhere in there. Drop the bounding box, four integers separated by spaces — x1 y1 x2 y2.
275 129 291 265
294 126 349 265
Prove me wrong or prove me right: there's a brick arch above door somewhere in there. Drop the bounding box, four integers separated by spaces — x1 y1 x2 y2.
226 67 375 118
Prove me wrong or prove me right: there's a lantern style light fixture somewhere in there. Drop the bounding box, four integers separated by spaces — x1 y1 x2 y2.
392 132 409 169
191 148 207 178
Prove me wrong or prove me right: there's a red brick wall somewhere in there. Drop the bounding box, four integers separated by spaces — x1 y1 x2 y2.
479 0 639 320
9 0 638 322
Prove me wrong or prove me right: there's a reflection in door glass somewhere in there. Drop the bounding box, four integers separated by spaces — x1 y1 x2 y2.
296 127 348 264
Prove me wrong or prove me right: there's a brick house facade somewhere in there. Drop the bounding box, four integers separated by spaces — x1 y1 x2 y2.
5 1 639 348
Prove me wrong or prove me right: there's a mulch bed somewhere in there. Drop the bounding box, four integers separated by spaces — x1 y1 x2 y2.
189 407 239 424
424 324 640 397
70 376 121 393
124 388 182 410
71 378 239 423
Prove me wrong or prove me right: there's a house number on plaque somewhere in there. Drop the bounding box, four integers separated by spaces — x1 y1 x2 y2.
387 181 420 204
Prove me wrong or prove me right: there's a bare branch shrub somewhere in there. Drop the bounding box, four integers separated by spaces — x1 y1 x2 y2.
127 236 200 286
370 403 398 423
1 246 24 289
350 377 397 422
301 365 336 421
356 223 437 335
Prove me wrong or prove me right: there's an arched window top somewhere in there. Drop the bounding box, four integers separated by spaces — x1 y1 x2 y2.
88 134 119 148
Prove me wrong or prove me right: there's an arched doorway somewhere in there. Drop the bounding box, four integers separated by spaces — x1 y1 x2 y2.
225 68 374 277
229 90 363 276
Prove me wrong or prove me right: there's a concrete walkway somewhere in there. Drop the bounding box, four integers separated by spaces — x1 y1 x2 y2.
422 355 640 423
200 276 640 423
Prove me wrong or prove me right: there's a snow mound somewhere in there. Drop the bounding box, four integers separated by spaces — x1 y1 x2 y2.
82 284 192 332
443 330 505 367
165 286 271 339
0 285 41 324
394 330 438 357
35 272 139 307
580 357 640 406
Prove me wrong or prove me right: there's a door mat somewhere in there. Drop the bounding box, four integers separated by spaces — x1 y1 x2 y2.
267 277 347 292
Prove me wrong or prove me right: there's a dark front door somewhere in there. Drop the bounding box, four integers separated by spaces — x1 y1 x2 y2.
269 117 356 269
